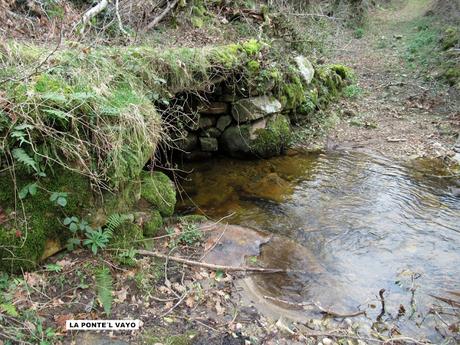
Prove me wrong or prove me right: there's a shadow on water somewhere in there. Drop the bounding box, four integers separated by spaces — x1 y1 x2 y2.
177 150 460 340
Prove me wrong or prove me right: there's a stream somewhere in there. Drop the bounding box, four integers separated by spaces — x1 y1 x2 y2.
177 150 460 340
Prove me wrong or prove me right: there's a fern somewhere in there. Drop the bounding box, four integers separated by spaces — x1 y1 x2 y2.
12 148 38 172
96 266 113 316
105 213 133 233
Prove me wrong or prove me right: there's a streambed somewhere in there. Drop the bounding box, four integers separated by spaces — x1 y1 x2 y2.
178 151 460 341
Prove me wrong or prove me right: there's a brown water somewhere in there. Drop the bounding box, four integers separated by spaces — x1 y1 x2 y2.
178 150 460 340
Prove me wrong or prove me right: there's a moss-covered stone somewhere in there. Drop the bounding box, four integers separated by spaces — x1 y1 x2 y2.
144 210 163 237
179 214 207 224
0 169 93 272
222 114 291 158
140 171 176 217
251 114 292 157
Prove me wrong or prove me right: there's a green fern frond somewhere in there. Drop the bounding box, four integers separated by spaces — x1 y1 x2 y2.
12 148 38 172
96 266 113 316
105 213 133 233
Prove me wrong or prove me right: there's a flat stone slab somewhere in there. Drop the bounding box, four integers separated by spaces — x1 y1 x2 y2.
199 101 229 115
232 96 282 123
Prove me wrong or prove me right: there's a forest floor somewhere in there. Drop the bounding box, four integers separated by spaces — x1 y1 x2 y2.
318 0 459 160
1 1 459 345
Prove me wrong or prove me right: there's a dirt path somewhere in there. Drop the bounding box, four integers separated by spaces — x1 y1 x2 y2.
324 0 459 160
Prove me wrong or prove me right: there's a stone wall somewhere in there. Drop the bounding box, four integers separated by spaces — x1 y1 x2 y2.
172 56 350 160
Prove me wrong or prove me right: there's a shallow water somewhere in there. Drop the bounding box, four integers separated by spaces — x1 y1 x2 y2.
178 151 460 339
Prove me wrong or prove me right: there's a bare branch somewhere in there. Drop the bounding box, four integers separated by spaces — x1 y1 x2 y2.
145 0 180 32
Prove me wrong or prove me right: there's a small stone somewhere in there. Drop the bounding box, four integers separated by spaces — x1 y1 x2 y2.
322 338 333 345
216 115 232 132
199 137 218 152
394 34 403 39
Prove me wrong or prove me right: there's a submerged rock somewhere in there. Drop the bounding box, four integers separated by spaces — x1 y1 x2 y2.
232 96 282 123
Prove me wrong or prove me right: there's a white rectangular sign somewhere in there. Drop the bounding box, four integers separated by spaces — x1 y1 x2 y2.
66 320 140 330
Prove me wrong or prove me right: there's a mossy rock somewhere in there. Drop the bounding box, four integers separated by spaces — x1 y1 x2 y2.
0 169 93 272
251 114 292 157
222 114 292 158
179 214 207 224
140 171 176 217
144 210 163 237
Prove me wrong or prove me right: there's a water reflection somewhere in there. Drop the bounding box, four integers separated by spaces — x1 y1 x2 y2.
178 150 460 339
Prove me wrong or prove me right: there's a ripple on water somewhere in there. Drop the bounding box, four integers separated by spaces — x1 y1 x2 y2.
178 151 460 340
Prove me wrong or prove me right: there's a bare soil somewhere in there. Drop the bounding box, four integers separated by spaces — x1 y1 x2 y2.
323 0 459 160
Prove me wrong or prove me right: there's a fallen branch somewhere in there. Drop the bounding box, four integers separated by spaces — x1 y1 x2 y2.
263 295 366 318
78 0 109 34
137 249 292 273
145 0 180 31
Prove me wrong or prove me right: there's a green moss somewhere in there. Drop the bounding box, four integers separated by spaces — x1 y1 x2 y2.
247 60 260 73
191 16 204 28
0 169 92 272
280 75 306 110
241 39 263 56
178 214 207 224
441 27 459 50
144 210 163 237
251 115 291 158
329 64 355 82
140 172 176 217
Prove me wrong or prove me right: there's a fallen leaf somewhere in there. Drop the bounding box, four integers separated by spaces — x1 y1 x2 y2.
54 313 74 332
56 258 73 268
24 272 44 287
